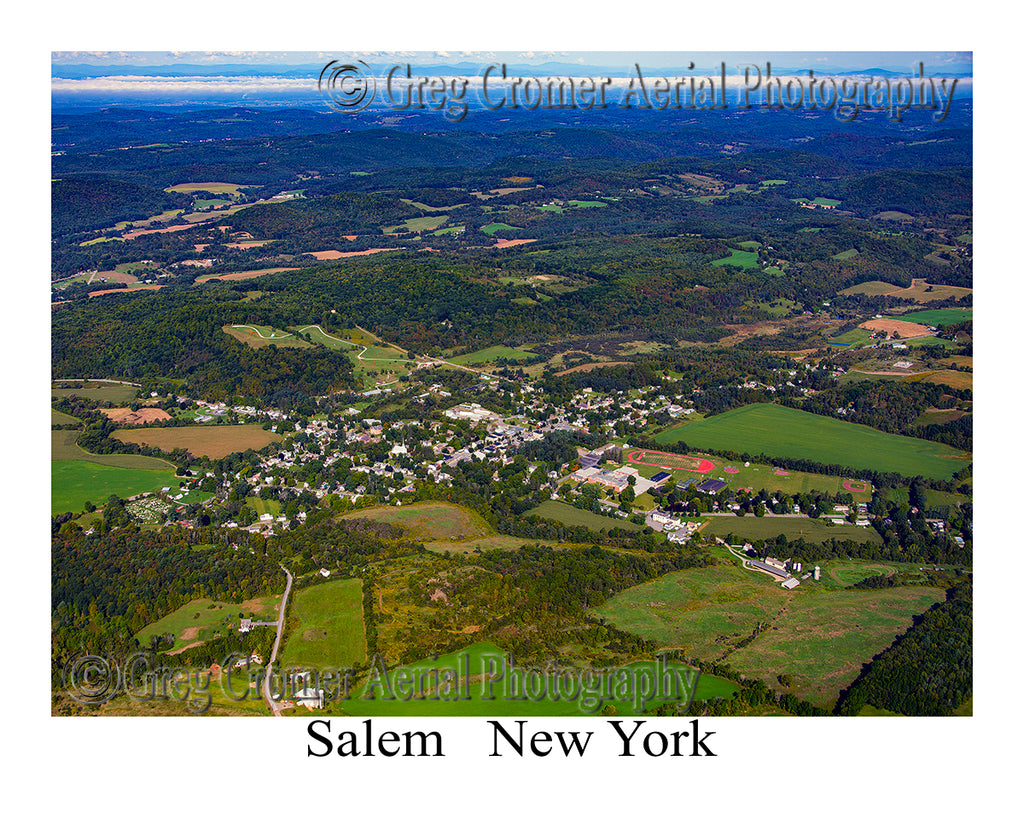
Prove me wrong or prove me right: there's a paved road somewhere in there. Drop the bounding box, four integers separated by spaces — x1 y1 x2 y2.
262 564 293 717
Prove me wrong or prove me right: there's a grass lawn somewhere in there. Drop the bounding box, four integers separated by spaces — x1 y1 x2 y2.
52 460 175 514
655 403 968 480
526 500 645 533
112 424 282 458
280 579 367 669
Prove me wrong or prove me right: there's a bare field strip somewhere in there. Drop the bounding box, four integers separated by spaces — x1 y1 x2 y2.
112 424 283 458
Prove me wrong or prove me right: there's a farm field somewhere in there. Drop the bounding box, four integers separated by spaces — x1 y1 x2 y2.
899 308 972 326
653 403 968 480
526 500 645 533
52 382 140 403
725 585 946 707
52 460 175 514
280 579 367 669
712 249 758 269
336 641 737 717
112 424 282 458
700 515 884 546
137 594 283 652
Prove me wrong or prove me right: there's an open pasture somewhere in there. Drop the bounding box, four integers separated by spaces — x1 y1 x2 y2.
725 585 946 707
280 579 367 669
112 424 282 459
656 403 968 480
450 345 536 365
52 460 175 514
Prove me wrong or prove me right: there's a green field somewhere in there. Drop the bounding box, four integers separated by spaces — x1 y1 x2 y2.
526 500 645 533
652 403 968 480
384 215 448 233
899 308 972 327
280 579 367 669
832 248 860 261
481 222 519 235
567 199 608 208
450 345 535 365
137 594 282 650
712 249 758 269
51 408 81 426
335 641 738 717
52 382 140 403
52 460 176 514
701 516 883 546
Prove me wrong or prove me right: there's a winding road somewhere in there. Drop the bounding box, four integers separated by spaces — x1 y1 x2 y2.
261 564 293 717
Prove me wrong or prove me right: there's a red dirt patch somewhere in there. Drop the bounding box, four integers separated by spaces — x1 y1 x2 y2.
122 223 198 239
493 237 537 248
88 285 163 297
843 480 870 492
308 248 399 260
196 267 299 282
859 318 932 339
724 466 740 474
100 407 172 425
